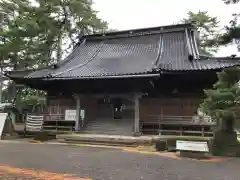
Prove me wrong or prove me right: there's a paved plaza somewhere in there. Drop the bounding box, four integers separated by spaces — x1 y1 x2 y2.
0 142 240 180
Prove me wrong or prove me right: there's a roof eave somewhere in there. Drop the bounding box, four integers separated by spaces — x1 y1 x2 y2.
40 73 161 81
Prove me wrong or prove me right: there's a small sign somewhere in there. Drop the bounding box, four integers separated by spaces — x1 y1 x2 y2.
0 113 8 138
80 109 85 120
176 140 209 152
65 110 76 121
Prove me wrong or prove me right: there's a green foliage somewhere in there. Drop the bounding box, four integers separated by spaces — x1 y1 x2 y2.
0 0 108 110
1 82 46 113
181 11 220 55
201 67 240 131
0 0 108 69
18 95 46 113
15 87 46 113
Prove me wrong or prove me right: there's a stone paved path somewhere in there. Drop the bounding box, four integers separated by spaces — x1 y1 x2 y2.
0 142 240 180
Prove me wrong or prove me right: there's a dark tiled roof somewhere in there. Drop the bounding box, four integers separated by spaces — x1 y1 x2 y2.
27 23 239 80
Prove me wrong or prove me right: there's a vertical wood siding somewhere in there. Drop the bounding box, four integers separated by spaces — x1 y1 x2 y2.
139 97 203 122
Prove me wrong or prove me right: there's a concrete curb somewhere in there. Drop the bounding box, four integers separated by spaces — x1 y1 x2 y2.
0 140 124 149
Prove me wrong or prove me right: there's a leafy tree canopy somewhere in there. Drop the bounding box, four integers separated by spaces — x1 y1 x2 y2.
0 0 109 108
0 0 108 69
201 67 240 131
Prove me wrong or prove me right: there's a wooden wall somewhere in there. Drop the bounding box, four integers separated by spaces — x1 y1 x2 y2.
139 97 203 122
39 94 205 125
41 95 98 123
80 95 98 122
46 97 76 115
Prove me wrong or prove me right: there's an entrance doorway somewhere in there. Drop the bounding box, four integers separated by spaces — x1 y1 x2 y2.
96 96 134 120
83 96 134 135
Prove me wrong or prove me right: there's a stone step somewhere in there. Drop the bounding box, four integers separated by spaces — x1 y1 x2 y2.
84 119 133 135
58 139 138 147
56 134 154 147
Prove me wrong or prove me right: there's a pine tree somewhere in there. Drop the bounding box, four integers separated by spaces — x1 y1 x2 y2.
201 67 240 132
0 0 108 105
200 67 240 155
181 11 220 55
0 0 108 69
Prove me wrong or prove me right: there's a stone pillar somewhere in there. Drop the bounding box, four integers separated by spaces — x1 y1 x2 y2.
133 93 141 136
75 95 81 132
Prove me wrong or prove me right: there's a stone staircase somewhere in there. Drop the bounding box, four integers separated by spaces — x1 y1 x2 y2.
83 118 133 136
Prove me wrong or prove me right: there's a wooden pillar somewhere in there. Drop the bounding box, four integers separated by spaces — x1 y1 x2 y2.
74 95 81 132
133 93 141 136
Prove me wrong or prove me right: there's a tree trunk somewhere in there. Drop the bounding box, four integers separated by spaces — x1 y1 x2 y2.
56 32 62 61
220 116 235 132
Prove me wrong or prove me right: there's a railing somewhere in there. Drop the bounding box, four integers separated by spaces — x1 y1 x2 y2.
149 115 215 125
43 113 65 121
140 115 215 136
26 114 44 132
26 113 75 133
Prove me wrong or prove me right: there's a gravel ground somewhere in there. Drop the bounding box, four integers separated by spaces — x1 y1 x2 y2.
0 142 240 180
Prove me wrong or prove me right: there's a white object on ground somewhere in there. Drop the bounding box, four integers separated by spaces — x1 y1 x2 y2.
0 113 8 138
176 140 209 152
26 115 43 132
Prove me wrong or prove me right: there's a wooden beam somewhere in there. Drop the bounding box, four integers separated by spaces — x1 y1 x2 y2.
133 93 141 135
74 95 81 131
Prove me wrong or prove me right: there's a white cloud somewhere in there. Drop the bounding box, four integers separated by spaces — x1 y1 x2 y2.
93 0 240 56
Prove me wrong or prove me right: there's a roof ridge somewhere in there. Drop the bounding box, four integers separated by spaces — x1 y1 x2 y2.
84 23 193 38
184 29 201 61
191 30 200 59
153 34 164 68
84 24 194 41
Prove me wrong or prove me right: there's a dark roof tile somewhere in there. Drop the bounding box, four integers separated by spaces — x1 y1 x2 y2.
27 23 240 79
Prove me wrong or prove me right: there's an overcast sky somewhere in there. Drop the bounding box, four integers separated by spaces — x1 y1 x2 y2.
93 0 240 56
